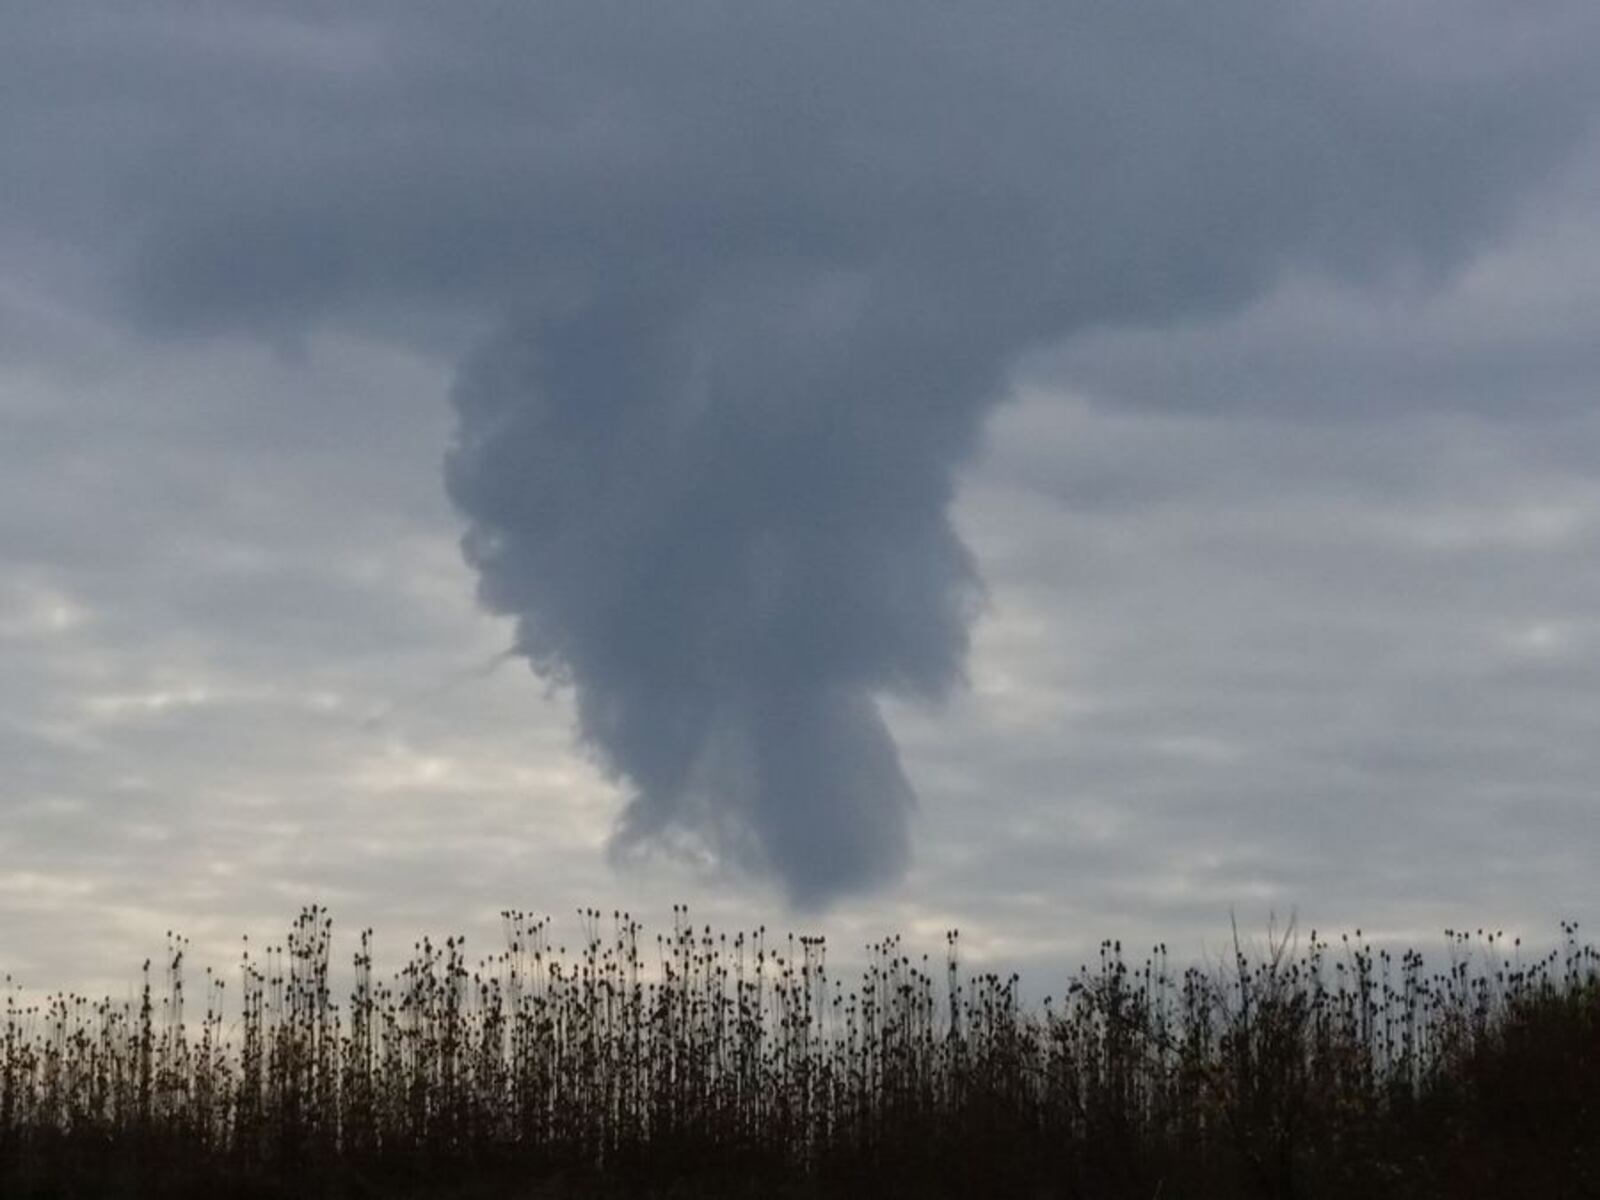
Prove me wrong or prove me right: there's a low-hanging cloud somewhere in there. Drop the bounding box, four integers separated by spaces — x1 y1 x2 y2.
445 282 993 903
6 1 1599 904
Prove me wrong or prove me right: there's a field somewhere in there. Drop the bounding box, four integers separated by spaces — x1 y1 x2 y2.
2 909 1597 1198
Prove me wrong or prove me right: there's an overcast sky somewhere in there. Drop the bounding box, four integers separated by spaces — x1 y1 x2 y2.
5 1 1600 996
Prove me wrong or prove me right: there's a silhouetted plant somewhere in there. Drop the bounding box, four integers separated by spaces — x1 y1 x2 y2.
1 909 1596 1198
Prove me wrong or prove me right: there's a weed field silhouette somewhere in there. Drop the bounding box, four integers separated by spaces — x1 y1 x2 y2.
2 908 1597 1197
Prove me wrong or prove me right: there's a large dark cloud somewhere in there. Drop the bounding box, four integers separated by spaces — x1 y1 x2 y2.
6 1 1598 904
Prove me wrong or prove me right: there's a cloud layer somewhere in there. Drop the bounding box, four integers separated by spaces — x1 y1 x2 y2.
4 2 1600 908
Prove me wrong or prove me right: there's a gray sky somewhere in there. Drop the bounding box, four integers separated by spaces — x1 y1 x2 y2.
4 1 1600 994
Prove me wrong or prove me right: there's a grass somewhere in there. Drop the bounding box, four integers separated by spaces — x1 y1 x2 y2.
2 908 1597 1198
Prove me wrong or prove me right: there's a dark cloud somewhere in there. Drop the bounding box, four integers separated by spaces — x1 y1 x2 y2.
1023 197 1600 421
5 1 1599 904
444 295 986 903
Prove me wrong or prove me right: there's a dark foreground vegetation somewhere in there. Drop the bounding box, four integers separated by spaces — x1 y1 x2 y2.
2 908 1597 1199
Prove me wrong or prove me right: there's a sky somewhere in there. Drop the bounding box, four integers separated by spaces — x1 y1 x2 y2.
4 1 1600 996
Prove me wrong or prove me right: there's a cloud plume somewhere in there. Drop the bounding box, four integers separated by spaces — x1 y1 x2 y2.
446 285 992 902
5 1 1597 903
